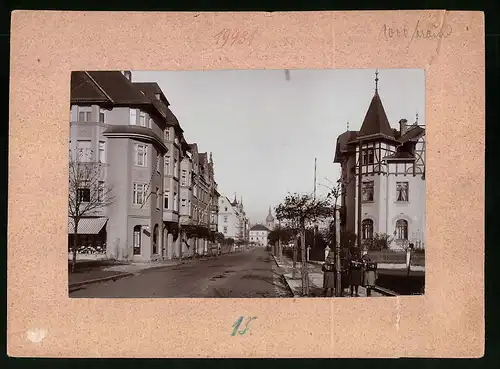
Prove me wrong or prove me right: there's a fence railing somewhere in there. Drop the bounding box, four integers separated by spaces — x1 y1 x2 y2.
368 250 425 266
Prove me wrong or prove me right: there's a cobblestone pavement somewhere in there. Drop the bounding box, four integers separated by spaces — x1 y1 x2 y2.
70 248 293 298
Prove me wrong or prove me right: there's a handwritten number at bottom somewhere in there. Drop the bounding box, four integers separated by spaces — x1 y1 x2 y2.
231 316 257 336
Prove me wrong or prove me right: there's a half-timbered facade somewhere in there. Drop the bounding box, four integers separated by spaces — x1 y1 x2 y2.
334 72 426 250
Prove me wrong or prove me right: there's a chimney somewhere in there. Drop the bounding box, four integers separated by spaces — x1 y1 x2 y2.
399 119 408 135
121 71 132 81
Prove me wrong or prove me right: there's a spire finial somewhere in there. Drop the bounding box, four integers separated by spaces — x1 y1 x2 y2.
347 121 350 131
416 112 419 124
375 69 379 93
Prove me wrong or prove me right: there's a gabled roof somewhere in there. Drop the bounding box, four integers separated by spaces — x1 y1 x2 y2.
189 143 198 154
250 224 270 232
133 82 181 130
358 92 394 138
199 153 207 165
71 71 151 106
334 130 359 163
398 125 425 143
133 82 170 106
71 72 110 103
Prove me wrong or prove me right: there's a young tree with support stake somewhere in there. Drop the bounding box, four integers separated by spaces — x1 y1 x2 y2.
68 149 114 273
275 193 331 296
319 176 353 297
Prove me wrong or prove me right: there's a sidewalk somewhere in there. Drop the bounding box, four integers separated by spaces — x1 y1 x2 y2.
69 253 223 289
273 254 383 298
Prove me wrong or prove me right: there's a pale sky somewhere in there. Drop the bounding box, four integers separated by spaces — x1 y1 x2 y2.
132 69 425 224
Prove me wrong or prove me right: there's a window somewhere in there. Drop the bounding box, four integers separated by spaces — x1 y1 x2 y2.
362 219 374 239
181 169 187 186
98 141 105 163
149 118 153 129
174 159 178 177
225 207 228 211
156 187 160 209
76 140 92 162
152 224 158 255
156 154 161 173
98 181 105 202
133 225 141 255
362 181 374 202
396 182 409 202
139 111 146 127
133 183 147 205
164 155 170 175
78 109 92 122
155 93 161 100
164 191 169 209
77 188 90 203
395 219 408 240
181 199 186 212
173 192 178 211
164 129 170 141
224 216 228 223
362 148 375 165
129 109 137 125
223 226 228 234
99 109 106 123
135 144 147 166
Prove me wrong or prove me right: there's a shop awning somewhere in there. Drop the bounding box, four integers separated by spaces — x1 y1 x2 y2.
68 217 108 235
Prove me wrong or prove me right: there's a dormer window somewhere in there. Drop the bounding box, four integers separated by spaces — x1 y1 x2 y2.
155 93 161 100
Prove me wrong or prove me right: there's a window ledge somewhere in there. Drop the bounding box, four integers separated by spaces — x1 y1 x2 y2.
362 200 375 203
395 201 410 204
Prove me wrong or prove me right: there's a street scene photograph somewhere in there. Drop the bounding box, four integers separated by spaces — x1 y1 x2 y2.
68 68 426 298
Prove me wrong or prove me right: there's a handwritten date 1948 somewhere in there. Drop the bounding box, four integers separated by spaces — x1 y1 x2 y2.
214 29 257 48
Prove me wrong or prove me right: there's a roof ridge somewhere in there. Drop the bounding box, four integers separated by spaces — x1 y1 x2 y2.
84 71 114 103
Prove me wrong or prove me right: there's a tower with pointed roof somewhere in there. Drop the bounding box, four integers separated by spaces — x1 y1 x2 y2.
334 70 426 250
266 206 275 231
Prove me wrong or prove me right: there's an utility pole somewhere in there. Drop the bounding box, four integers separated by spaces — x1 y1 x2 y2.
312 158 317 262
357 140 363 249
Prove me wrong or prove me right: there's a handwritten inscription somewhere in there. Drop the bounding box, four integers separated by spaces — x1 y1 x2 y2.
380 20 452 47
214 28 257 48
231 316 257 336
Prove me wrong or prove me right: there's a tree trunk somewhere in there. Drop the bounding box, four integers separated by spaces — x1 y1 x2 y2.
292 235 298 279
71 220 78 273
301 226 309 296
278 234 282 263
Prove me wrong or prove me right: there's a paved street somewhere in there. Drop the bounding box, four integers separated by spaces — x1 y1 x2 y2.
70 248 292 298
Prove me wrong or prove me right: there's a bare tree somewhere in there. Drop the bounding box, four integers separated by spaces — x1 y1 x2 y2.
275 193 331 296
68 148 114 273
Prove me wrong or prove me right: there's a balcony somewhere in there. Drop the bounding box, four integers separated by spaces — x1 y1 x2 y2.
163 210 179 223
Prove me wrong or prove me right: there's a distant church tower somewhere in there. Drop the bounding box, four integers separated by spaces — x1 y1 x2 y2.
266 206 275 231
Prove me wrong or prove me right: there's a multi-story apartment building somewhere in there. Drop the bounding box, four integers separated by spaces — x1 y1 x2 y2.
68 71 220 261
333 72 426 250
217 195 248 243
249 224 271 247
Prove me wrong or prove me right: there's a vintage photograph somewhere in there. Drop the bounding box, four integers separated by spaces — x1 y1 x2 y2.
68 68 425 298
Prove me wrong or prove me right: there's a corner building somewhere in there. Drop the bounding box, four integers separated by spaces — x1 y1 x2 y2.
333 72 426 250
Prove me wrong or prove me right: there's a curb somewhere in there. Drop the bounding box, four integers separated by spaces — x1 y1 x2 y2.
69 272 134 291
271 254 297 297
372 285 399 296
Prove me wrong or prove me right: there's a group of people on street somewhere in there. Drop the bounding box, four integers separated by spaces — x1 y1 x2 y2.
322 249 378 297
